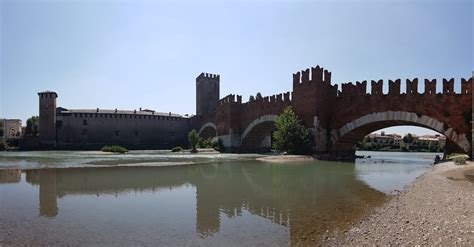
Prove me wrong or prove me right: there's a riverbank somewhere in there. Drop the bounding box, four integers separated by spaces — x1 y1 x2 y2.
323 161 474 245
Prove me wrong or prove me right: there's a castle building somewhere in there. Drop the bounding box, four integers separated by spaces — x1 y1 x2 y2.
38 72 218 149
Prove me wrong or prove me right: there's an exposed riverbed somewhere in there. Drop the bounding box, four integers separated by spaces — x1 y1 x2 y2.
0 151 440 245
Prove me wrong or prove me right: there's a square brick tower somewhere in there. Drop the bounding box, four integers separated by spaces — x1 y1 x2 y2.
196 73 220 116
38 91 57 146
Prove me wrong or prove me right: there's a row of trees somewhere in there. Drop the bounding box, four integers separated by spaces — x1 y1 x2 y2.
25 116 39 136
357 135 444 152
248 92 263 102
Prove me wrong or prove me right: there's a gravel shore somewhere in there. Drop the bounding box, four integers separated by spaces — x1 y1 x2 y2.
323 161 474 246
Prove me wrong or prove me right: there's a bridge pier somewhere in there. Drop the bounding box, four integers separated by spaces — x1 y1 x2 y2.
217 131 241 153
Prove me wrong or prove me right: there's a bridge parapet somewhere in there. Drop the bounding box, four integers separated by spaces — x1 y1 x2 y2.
337 77 472 97
242 92 292 109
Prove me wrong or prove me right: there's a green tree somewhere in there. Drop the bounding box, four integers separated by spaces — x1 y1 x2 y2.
255 92 263 100
26 116 39 136
188 129 199 152
249 95 255 102
428 141 437 152
403 133 414 144
272 106 311 154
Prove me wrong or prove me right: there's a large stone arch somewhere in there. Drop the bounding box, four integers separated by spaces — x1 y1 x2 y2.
330 111 470 155
240 115 277 152
198 122 217 139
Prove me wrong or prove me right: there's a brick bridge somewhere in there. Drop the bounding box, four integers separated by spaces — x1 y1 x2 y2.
193 66 473 159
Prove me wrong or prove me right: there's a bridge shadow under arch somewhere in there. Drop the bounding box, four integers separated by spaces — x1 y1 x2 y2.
331 111 470 155
240 115 277 153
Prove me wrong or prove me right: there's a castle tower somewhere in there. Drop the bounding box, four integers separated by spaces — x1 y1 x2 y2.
38 91 58 146
196 73 220 116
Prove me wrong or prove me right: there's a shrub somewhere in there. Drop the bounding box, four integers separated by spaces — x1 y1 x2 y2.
101 145 128 153
446 153 468 165
198 137 213 148
171 146 183 152
453 156 467 165
0 140 5 151
272 106 312 155
188 129 199 152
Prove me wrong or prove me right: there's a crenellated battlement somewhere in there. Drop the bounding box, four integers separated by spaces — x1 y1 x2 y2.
389 79 401 95
247 92 292 104
461 78 472 94
424 79 436 95
406 78 418 95
293 65 332 88
196 72 220 82
371 80 383 95
339 81 367 96
218 94 242 106
242 91 292 109
337 77 472 97
443 78 454 94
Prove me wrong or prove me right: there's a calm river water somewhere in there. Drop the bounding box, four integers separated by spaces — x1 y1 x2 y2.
0 150 439 246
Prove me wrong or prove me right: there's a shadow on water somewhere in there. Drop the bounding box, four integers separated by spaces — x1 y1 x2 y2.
0 160 386 245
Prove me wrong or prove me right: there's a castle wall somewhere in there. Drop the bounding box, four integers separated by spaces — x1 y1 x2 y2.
57 111 191 149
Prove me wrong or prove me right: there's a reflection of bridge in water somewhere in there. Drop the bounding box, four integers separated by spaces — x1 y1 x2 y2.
3 163 385 244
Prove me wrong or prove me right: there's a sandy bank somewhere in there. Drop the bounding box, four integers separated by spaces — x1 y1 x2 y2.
323 161 474 245
256 155 314 162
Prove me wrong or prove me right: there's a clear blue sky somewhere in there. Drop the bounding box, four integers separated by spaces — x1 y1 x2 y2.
1 0 472 136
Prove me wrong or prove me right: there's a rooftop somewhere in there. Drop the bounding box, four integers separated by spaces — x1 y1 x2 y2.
60 108 188 118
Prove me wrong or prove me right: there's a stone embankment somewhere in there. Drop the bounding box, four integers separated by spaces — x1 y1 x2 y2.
323 161 474 245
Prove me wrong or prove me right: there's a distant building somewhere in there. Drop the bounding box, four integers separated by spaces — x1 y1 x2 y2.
367 132 401 146
2 119 22 139
417 134 446 146
365 132 445 148
37 73 219 149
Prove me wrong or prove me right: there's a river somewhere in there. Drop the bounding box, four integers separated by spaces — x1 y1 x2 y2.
0 150 440 245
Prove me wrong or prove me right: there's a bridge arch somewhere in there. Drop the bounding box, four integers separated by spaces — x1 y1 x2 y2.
240 115 278 152
198 122 217 140
330 111 470 155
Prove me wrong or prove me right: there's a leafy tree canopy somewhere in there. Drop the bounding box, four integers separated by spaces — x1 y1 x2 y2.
188 129 199 151
272 106 312 155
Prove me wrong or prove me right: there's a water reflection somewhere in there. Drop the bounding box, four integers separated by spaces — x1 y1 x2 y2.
0 169 21 184
13 161 385 245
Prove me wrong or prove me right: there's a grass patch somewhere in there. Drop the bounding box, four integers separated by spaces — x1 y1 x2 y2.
101 145 128 154
171 146 183 152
